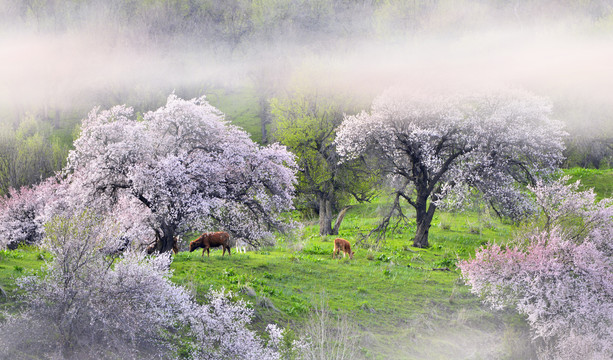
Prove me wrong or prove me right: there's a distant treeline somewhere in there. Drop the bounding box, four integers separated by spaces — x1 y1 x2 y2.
3 0 612 48
0 115 72 196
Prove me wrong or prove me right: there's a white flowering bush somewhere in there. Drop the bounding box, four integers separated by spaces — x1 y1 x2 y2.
0 211 294 359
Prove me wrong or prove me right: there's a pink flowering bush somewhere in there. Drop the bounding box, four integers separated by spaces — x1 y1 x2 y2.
0 176 64 249
459 179 613 360
0 185 42 249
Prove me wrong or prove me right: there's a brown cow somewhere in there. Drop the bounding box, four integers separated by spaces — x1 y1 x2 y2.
332 238 354 259
189 231 231 257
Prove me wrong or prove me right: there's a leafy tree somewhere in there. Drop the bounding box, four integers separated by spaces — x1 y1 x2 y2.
459 178 613 360
271 93 378 235
0 117 70 196
66 94 297 252
335 89 566 248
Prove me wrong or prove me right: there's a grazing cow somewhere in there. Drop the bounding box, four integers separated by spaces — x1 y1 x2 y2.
332 238 354 259
189 231 231 257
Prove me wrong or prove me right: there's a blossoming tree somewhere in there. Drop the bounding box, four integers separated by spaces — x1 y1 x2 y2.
459 179 613 359
335 89 566 248
66 95 297 252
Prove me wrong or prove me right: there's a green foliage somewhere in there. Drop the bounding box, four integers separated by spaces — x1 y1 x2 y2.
564 167 613 200
270 92 379 234
0 117 72 195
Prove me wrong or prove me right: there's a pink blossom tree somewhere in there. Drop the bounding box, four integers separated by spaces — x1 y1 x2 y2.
459 179 613 359
66 95 297 252
0 185 43 249
335 89 566 248
0 176 65 249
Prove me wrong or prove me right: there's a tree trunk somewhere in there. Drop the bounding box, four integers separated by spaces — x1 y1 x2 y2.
331 206 352 235
318 196 333 236
155 222 176 253
413 197 436 248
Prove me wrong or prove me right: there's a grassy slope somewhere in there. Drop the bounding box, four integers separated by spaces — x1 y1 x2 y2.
565 167 613 200
204 87 263 144
169 201 522 360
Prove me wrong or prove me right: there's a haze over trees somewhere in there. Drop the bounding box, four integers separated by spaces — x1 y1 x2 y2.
336 89 566 248
0 1 612 359
0 0 612 195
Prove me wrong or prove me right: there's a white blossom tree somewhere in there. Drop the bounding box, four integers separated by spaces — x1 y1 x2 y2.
66 95 297 252
335 89 566 248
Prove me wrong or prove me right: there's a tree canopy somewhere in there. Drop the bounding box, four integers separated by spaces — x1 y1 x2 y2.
66 94 297 252
336 89 566 248
271 93 378 235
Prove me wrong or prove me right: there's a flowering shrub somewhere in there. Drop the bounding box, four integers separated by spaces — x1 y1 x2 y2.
0 185 42 249
459 179 613 359
0 211 295 359
0 176 65 249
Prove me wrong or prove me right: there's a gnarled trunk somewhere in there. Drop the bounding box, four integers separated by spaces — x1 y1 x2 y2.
154 222 177 253
331 206 352 235
413 199 436 248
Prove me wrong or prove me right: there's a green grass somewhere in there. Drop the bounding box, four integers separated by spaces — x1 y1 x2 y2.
0 246 46 309
205 87 264 143
564 167 613 200
1 168 610 358
0 209 518 359
169 203 518 359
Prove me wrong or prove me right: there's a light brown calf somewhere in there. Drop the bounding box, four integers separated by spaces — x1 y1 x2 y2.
332 238 354 259
189 231 231 257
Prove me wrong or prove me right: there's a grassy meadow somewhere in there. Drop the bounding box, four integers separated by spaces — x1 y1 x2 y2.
0 169 610 359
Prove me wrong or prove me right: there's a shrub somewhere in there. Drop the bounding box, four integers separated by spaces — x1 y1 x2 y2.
459 178 613 360
0 211 297 360
299 294 360 360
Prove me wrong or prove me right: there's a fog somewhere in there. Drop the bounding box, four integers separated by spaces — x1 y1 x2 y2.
1 1 612 136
